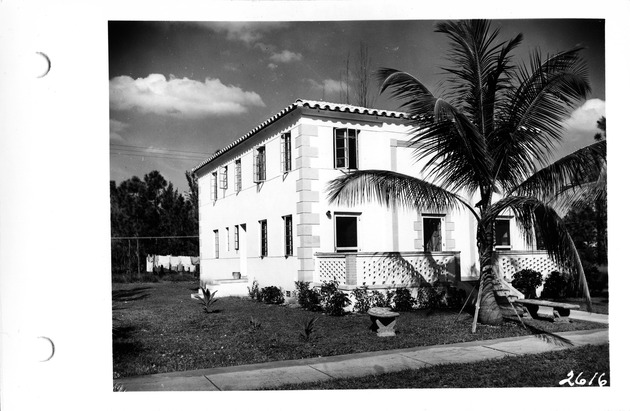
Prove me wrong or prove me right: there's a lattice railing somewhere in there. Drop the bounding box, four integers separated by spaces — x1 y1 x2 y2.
497 251 563 280
314 252 460 286
315 254 346 284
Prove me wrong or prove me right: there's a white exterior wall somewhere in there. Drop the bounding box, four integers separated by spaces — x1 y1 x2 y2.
197 114 302 292
196 103 549 292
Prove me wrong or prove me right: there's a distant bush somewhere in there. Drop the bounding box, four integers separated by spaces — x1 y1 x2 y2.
260 286 285 304
511 269 543 299
392 288 416 311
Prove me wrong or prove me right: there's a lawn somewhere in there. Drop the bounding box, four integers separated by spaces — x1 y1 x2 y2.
113 281 607 378
265 344 610 389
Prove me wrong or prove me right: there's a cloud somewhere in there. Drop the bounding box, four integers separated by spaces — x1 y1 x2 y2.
268 63 278 70
269 50 303 63
109 74 265 118
563 98 606 144
196 22 289 45
110 119 128 142
307 78 349 98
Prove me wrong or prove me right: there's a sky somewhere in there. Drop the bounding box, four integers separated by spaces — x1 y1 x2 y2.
109 19 605 193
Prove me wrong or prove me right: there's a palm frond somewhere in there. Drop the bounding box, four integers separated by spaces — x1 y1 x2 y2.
492 47 591 181
326 169 477 218
376 68 437 120
404 100 493 194
435 20 523 136
484 196 592 308
508 140 606 203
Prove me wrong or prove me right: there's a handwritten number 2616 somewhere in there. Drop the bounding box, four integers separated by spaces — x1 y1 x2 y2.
559 370 607 387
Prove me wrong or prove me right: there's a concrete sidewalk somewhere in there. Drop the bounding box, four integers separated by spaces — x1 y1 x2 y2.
115 327 609 391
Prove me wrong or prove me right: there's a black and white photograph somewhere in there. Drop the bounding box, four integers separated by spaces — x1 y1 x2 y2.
1 1 628 410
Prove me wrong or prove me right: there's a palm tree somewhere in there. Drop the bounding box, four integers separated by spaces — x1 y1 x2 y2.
327 20 606 325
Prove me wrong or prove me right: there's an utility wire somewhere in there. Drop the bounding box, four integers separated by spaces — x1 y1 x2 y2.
112 236 199 240
110 143 213 156
111 152 208 161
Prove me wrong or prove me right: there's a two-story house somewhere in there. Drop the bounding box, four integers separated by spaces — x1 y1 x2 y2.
192 99 560 297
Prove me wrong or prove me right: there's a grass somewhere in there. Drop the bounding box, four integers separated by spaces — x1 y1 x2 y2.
113 281 607 378
265 344 610 389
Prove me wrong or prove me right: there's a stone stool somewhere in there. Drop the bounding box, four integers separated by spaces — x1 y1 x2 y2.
367 307 400 337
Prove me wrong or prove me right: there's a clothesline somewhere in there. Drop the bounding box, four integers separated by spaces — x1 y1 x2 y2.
146 254 200 273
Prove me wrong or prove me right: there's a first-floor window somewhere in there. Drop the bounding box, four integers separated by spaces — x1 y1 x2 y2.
213 229 219 258
260 219 268 257
335 213 359 252
283 215 293 256
423 216 444 252
234 224 240 250
495 219 511 250
226 227 230 251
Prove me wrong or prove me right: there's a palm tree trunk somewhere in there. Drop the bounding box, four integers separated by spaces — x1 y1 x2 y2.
476 221 503 325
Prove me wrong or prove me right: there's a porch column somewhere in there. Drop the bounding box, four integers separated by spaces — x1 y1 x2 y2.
345 254 357 285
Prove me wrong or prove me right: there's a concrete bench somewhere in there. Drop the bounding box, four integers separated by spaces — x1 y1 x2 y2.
515 299 580 322
367 307 400 337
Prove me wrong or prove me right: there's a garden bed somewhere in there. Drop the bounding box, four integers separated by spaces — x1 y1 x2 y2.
113 281 607 378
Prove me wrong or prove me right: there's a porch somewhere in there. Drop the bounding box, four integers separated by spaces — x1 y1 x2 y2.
313 251 461 289
313 250 563 289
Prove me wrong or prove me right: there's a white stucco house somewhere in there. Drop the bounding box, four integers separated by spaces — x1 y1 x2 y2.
192 99 560 297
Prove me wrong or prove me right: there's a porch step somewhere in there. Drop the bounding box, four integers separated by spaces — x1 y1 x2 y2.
193 277 250 298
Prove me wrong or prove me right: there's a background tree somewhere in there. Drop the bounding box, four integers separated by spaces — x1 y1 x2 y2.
327 20 604 326
110 170 199 274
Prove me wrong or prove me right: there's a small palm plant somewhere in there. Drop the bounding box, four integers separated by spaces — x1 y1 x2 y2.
298 317 318 342
196 287 219 313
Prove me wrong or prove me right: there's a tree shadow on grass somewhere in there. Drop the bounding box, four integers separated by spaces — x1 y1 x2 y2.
112 286 152 303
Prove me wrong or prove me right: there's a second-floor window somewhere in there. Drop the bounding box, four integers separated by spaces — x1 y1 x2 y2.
281 132 291 173
254 146 266 182
219 166 228 190
211 172 218 202
334 128 358 169
234 224 240 250
235 159 242 193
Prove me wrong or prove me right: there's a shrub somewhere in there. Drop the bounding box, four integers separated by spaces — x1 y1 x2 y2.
248 280 262 301
260 286 285 304
371 290 393 308
541 271 573 299
298 317 318 342
392 288 416 311
325 291 351 316
295 281 321 311
249 317 262 333
319 280 339 306
351 286 371 313
195 288 219 313
511 269 543 299
417 284 445 309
